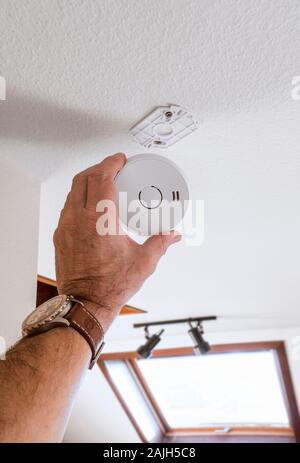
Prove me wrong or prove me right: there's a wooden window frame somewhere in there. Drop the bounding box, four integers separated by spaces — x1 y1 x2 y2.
98 341 300 443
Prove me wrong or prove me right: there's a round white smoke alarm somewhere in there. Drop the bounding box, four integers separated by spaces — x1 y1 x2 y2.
115 153 189 236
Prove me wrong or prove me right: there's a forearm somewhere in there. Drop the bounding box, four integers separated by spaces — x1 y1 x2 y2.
0 322 93 442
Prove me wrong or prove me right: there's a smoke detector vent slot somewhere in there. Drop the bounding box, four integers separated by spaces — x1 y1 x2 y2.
172 191 180 201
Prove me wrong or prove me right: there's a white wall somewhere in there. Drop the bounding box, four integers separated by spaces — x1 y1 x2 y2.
63 368 140 443
0 156 40 350
64 325 300 443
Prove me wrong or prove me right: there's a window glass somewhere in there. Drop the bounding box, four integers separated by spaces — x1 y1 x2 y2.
106 360 158 441
137 351 289 428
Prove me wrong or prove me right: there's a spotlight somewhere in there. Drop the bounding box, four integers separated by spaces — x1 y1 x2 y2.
137 327 164 359
134 316 216 356
188 322 210 354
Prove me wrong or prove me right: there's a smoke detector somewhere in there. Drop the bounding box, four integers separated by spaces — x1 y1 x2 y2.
115 153 189 236
129 105 198 149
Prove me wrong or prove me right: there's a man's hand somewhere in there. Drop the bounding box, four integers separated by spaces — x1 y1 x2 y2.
0 152 181 443
54 153 181 331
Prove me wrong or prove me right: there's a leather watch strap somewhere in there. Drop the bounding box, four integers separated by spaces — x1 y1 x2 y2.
66 302 105 369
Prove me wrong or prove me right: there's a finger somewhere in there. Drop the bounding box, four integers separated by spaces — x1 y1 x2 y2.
75 152 126 182
85 153 127 211
57 189 79 226
68 153 127 210
86 175 124 234
142 231 182 266
70 175 87 209
86 174 116 211
93 152 126 181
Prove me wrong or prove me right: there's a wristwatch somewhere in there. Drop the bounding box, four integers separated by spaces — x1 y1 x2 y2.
22 295 105 369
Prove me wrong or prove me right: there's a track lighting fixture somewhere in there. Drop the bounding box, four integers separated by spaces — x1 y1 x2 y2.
134 315 216 358
137 327 165 359
188 322 210 355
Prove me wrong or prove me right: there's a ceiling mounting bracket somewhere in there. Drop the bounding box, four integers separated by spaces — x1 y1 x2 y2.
129 104 199 149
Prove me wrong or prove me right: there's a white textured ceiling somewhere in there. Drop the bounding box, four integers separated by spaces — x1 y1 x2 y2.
1 0 300 334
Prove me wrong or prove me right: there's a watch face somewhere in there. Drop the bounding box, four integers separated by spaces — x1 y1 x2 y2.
22 295 71 333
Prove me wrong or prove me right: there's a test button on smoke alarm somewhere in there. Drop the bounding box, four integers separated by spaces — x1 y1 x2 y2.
138 185 162 209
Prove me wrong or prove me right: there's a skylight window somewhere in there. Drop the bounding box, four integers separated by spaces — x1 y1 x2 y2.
99 342 300 443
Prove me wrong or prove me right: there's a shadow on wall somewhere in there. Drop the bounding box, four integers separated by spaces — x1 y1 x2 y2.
0 89 125 145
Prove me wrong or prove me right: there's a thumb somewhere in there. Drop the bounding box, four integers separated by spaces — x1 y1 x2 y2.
142 231 182 262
